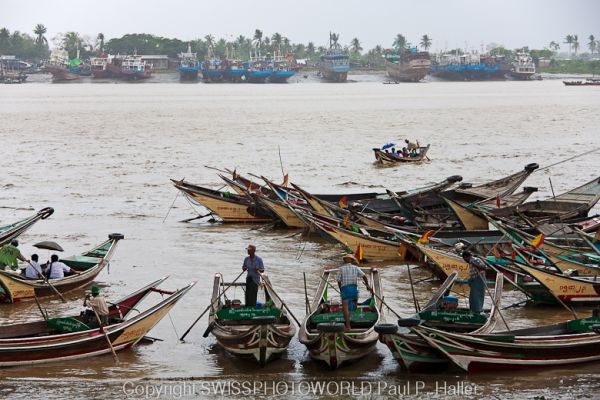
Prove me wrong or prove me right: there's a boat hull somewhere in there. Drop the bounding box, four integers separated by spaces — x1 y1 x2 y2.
269 70 295 83
178 66 199 81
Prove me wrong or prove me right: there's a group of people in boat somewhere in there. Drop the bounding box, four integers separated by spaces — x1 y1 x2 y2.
240 242 489 331
383 139 420 159
0 239 80 279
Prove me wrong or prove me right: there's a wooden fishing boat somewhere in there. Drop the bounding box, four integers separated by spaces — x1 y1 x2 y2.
376 272 503 372
0 234 123 303
206 273 296 366
0 278 194 367
414 312 600 372
0 208 54 246
373 145 431 165
489 176 600 223
303 214 420 262
298 267 383 368
171 179 272 223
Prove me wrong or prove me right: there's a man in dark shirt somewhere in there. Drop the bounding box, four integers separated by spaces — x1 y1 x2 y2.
242 244 264 307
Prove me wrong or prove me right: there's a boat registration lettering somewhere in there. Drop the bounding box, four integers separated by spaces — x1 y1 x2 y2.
559 285 587 294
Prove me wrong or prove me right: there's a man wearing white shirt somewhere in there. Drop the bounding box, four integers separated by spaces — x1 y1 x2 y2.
24 254 44 279
46 254 80 279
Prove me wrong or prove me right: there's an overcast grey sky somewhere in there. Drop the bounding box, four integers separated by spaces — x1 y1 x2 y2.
2 0 599 51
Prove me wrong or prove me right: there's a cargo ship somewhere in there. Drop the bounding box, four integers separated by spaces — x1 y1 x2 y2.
383 48 431 82
178 43 200 81
120 55 153 80
509 52 536 80
318 34 350 82
430 52 509 81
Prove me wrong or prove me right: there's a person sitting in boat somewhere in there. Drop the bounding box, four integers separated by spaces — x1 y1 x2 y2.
405 139 419 155
401 147 409 158
45 254 81 279
83 285 109 327
242 244 264 307
337 254 372 331
462 251 487 314
24 253 44 279
0 239 28 271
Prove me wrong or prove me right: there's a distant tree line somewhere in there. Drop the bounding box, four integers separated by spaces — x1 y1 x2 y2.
2 24 598 71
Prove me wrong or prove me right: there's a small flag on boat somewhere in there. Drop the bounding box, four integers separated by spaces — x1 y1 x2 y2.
496 193 501 208
594 228 600 243
323 285 328 302
398 243 408 258
339 195 348 209
232 169 237 180
492 246 501 261
531 233 545 248
281 173 289 187
354 244 363 265
342 213 351 229
418 230 434 244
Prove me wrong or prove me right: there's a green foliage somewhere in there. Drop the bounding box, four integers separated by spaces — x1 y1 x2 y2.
105 33 185 58
538 59 600 74
489 46 513 57
0 27 49 62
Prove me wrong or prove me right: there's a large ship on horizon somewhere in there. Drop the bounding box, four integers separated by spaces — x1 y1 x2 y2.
318 34 350 82
509 52 536 80
178 43 200 81
120 54 153 80
430 51 509 81
90 53 122 79
383 48 431 82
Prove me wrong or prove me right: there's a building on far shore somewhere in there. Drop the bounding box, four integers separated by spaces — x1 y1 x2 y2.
140 55 169 70
537 58 551 68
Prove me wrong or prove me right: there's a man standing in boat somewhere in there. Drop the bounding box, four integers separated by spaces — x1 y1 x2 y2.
337 254 372 331
462 251 487 313
242 244 264 307
0 239 27 271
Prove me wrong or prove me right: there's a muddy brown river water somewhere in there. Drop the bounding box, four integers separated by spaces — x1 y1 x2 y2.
0 75 599 399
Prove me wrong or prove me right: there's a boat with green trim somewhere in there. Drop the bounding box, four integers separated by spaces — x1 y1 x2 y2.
0 277 194 367
0 233 123 303
205 273 296 367
298 267 383 368
0 207 54 246
375 272 503 372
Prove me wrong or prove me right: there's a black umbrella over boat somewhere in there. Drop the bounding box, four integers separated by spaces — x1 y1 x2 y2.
33 241 64 252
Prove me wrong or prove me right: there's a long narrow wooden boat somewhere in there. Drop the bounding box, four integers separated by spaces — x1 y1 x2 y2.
171 179 272 223
303 213 420 262
0 208 54 246
298 267 383 368
373 145 430 165
0 278 195 367
0 234 124 303
207 273 296 366
376 272 503 372
489 175 600 223
415 312 600 372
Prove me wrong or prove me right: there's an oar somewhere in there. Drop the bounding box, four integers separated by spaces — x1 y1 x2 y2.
92 308 119 363
30 261 67 303
258 272 301 327
179 270 245 342
303 272 310 314
476 269 511 331
405 261 421 313
179 212 213 223
573 227 600 257
33 293 48 321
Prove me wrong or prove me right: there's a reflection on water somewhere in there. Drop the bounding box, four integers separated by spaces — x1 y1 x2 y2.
0 77 599 398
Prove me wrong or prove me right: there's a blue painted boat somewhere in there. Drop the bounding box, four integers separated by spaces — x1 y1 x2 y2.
178 44 200 81
222 60 249 82
318 35 350 82
268 56 296 83
201 59 225 82
430 53 509 81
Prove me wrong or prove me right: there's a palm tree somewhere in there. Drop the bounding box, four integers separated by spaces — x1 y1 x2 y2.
204 34 215 57
62 31 84 56
419 34 432 51
253 29 263 49
350 38 362 55
97 33 105 52
282 37 290 53
374 44 382 55
573 35 579 56
549 41 560 52
33 24 47 45
588 35 596 55
564 34 574 57
329 32 339 48
0 28 10 51
271 32 282 54
393 34 407 51
306 42 315 58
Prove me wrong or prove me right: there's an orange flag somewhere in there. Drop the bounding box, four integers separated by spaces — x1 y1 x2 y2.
398 243 408 258
594 228 600 243
418 230 434 244
496 193 501 208
354 244 363 265
339 195 348 209
531 233 545 248
281 174 289 186
342 213 351 229
492 246 501 261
